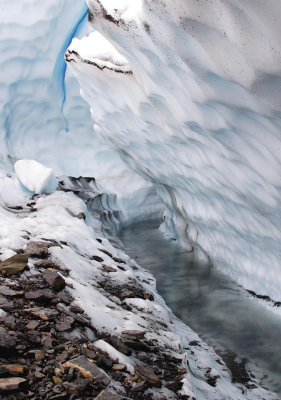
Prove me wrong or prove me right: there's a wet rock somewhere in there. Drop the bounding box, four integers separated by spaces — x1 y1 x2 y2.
25 241 59 258
91 255 104 263
95 390 121 400
25 288 54 302
0 377 27 392
134 365 160 386
0 328 16 351
42 270 66 291
0 254 28 276
64 355 110 386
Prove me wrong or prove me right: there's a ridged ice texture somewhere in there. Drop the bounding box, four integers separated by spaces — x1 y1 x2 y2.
68 0 281 300
0 0 161 224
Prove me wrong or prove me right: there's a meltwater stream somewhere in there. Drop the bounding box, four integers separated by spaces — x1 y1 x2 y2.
119 220 281 397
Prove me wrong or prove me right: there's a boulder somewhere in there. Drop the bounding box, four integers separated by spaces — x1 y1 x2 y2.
0 254 28 276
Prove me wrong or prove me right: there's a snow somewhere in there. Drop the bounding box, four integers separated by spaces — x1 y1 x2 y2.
14 160 58 194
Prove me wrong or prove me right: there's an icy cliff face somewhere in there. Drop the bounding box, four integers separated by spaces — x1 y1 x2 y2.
67 0 281 300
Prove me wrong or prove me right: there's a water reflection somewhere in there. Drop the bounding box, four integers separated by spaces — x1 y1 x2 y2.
120 220 281 396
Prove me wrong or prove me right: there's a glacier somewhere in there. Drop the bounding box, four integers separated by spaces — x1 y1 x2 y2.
0 0 281 398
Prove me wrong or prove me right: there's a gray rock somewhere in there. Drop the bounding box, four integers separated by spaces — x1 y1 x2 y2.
0 328 16 350
42 270 66 291
55 316 75 332
95 390 121 400
25 289 54 301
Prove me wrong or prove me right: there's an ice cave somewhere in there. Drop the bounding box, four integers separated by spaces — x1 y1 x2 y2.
0 1 280 399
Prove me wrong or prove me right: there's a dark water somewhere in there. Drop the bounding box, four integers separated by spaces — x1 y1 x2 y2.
119 220 281 397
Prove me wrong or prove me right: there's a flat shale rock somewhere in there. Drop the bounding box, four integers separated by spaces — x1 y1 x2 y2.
95 390 121 400
0 254 28 276
28 307 59 320
42 270 66 291
64 355 110 386
0 377 27 392
25 288 54 301
134 365 159 386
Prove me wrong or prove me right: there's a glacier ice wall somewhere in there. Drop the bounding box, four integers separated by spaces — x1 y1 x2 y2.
67 0 281 300
0 0 161 224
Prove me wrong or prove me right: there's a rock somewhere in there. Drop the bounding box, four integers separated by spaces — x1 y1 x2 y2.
56 303 89 325
123 340 150 352
25 289 54 302
102 265 117 273
134 365 159 386
0 296 14 311
26 320 40 330
121 330 146 340
0 377 27 392
42 270 66 291
111 338 132 356
25 241 59 258
29 350 45 361
0 254 28 276
0 286 23 296
112 257 126 264
64 356 110 386
95 390 121 400
98 249 113 258
131 381 146 392
34 372 45 379
91 255 104 263
112 364 127 372
55 316 74 332
77 212 85 220
120 290 134 299
0 328 16 351
42 337 53 349
28 307 59 320
0 365 25 376
34 259 57 269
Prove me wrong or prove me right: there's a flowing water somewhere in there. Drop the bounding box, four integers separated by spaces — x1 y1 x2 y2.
119 220 281 397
